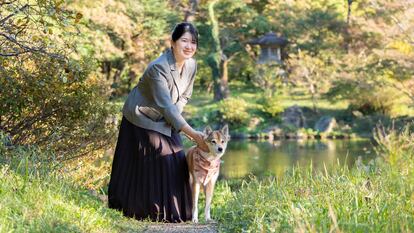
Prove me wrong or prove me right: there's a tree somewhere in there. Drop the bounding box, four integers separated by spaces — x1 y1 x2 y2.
198 0 259 101
328 0 414 111
0 0 116 159
68 0 181 96
287 50 334 112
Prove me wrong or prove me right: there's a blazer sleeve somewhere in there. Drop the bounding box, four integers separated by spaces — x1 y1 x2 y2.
176 61 197 113
147 64 187 131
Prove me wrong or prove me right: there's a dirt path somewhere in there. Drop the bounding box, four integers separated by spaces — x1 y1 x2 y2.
141 222 218 233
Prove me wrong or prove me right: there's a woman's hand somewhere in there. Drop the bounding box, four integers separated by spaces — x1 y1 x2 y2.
192 131 209 152
181 124 210 152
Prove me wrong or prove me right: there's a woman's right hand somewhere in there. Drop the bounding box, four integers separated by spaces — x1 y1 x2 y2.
192 131 209 152
181 124 209 152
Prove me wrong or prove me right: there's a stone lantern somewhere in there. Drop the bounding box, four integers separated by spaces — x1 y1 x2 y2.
248 32 288 64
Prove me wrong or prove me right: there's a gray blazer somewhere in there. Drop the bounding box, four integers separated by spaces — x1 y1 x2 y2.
122 49 196 137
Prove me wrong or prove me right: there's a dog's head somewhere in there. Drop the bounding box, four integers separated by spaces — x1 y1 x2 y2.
203 125 230 159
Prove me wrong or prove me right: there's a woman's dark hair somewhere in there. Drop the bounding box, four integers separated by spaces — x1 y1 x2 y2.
171 22 198 46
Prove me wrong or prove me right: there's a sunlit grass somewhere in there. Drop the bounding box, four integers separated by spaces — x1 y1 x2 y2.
212 163 413 232
209 124 414 232
0 152 145 233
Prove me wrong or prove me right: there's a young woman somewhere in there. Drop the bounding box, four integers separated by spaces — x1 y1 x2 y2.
108 22 208 222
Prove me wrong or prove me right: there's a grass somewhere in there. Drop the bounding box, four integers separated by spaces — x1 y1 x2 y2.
2 152 413 232
0 148 146 233
212 164 413 232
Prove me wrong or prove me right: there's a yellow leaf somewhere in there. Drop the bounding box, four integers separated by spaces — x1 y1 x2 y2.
75 13 83 23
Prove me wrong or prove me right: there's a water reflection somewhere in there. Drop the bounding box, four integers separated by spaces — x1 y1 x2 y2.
220 139 375 179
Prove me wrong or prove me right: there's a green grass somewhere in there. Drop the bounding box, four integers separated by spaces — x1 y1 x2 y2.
2 154 412 232
212 164 413 232
0 152 146 233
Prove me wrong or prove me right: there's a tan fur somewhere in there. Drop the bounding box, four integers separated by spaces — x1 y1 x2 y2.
186 125 229 223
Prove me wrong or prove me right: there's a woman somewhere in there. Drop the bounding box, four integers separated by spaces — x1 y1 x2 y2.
108 22 207 223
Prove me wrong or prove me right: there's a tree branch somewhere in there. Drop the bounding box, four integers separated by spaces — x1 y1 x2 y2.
0 0 18 6
0 3 29 25
0 32 65 59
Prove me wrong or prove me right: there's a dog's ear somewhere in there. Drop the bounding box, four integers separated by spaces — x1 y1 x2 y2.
221 124 229 138
203 125 213 136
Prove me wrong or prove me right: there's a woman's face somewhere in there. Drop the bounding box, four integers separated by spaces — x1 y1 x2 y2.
172 32 197 62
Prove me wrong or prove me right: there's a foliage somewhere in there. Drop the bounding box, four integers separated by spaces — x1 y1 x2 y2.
326 54 409 116
251 64 285 97
259 95 285 118
197 0 260 100
68 0 181 96
0 1 117 159
287 50 335 112
263 0 346 54
0 54 117 158
0 0 79 58
217 97 249 126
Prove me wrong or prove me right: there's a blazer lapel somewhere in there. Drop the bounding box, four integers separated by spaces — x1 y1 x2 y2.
166 49 180 103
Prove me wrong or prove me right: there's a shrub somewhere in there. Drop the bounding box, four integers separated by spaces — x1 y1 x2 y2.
259 95 285 118
327 74 406 117
218 98 249 126
347 87 403 116
0 56 117 160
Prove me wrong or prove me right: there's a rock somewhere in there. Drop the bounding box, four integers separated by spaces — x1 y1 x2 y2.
352 110 364 118
314 116 337 133
282 105 306 128
263 132 274 140
263 126 283 139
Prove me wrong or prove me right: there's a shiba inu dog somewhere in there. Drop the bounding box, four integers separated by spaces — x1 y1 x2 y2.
186 125 230 223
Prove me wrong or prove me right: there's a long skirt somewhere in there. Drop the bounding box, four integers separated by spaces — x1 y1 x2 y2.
108 117 192 222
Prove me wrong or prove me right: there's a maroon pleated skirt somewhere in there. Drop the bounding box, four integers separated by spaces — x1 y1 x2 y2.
108 117 192 222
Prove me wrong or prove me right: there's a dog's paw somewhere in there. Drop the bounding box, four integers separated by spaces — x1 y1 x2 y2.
192 217 198 223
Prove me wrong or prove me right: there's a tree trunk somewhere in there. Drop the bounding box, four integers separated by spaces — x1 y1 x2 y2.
309 82 318 113
344 0 353 53
208 0 230 101
184 0 199 22
218 57 230 99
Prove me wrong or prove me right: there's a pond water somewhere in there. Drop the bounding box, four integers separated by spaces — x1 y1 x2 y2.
217 139 376 180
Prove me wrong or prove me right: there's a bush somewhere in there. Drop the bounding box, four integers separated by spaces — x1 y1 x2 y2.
327 76 406 117
0 1 120 160
0 56 117 159
259 95 285 118
347 87 403 116
218 98 249 126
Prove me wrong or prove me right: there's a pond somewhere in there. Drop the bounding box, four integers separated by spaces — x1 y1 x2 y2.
217 139 376 180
